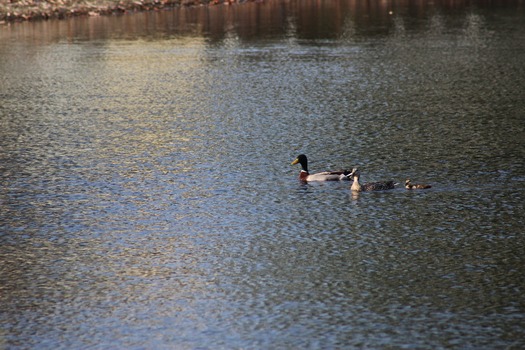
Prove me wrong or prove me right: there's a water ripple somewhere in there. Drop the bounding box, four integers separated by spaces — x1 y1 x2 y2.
1 3 525 349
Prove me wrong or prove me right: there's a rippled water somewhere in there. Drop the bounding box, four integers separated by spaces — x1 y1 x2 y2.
1 1 525 348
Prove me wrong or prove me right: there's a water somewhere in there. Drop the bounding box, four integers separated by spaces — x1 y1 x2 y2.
1 1 525 348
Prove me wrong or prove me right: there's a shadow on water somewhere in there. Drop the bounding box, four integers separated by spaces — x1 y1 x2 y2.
1 0 523 43
1 0 525 349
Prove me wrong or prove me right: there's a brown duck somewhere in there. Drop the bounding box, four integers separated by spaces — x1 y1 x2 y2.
348 168 396 192
405 179 432 190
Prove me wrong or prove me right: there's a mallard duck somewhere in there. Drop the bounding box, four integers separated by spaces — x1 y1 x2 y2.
291 154 351 182
405 179 431 189
348 168 396 192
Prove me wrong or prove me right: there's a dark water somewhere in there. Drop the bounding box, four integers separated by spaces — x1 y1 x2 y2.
1 1 525 348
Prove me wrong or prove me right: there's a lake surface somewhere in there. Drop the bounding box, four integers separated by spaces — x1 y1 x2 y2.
1 1 525 348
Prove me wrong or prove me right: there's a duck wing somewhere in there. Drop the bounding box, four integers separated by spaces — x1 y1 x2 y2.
306 170 351 181
362 180 396 191
415 184 432 189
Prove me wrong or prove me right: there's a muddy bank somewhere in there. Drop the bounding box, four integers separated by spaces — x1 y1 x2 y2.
0 0 261 24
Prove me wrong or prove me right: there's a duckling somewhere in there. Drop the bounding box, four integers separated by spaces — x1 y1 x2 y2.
348 168 396 192
405 179 431 190
291 154 351 182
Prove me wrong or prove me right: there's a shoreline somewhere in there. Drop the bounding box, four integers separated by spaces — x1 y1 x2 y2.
0 0 259 24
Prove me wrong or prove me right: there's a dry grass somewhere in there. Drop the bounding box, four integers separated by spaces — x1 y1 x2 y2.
0 0 246 23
